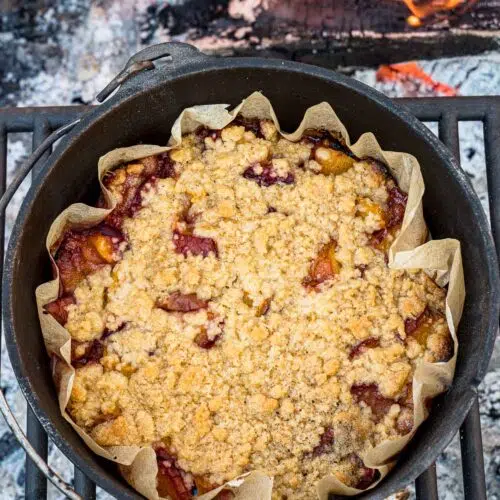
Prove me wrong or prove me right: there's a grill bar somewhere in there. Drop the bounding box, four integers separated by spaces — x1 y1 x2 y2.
460 399 487 500
25 408 48 500
412 108 461 500
399 96 500 121
24 118 52 500
0 97 497 499
415 463 439 500
438 112 460 163
484 105 500 258
437 110 488 500
74 467 96 500
32 119 51 176
0 107 88 132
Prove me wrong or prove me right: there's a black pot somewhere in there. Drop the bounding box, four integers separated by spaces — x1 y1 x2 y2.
3 43 499 499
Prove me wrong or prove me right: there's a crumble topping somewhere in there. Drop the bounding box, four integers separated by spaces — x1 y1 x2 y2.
46 118 452 499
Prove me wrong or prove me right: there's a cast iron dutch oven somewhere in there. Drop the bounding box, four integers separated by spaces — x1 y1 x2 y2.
3 42 499 499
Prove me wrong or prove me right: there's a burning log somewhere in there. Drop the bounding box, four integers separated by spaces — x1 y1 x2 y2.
144 0 500 68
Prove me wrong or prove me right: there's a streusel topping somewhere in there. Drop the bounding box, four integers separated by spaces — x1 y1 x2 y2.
46 118 452 499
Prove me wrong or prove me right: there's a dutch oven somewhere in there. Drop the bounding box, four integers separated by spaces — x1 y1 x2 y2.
3 42 499 499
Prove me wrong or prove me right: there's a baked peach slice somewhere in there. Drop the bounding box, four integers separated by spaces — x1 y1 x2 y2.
157 292 208 313
43 295 75 325
314 146 355 175
366 176 408 253
303 241 341 289
155 447 193 500
55 226 123 294
309 426 335 457
405 307 453 362
349 338 380 360
301 128 357 175
155 447 233 500
351 381 415 436
87 233 116 264
71 339 105 369
173 230 218 258
350 454 380 490
350 383 394 421
242 162 295 187
357 198 385 223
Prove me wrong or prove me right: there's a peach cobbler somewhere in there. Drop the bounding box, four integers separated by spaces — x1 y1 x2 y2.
45 117 453 499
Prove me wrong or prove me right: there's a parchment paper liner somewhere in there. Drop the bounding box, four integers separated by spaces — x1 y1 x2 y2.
35 92 464 499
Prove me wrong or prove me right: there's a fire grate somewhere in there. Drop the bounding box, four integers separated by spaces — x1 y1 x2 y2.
0 97 498 499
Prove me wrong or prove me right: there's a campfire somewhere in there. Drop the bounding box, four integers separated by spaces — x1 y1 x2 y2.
264 0 480 26
145 0 498 69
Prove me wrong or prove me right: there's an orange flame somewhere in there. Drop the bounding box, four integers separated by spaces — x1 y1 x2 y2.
376 62 458 96
401 0 466 19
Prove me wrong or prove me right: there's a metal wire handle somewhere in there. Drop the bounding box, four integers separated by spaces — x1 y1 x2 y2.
0 118 82 500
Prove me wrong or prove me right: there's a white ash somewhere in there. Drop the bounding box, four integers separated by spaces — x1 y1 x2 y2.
5 136 32 241
12 1 142 107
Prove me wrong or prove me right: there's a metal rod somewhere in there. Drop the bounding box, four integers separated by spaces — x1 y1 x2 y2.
415 463 439 500
0 107 87 132
74 467 96 500
25 409 48 500
484 104 500 257
32 118 51 176
437 110 488 499
460 398 487 500
437 109 490 500
25 119 52 500
438 112 461 163
0 97 497 132
400 97 490 121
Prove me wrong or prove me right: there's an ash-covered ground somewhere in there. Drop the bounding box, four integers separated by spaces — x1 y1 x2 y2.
0 1 499 499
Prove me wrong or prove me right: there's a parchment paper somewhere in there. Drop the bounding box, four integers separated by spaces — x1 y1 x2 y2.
36 92 464 499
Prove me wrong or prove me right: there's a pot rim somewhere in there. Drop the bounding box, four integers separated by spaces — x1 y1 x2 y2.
3 53 499 499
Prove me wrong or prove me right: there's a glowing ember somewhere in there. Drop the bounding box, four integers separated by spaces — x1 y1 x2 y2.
376 62 458 96
406 15 422 27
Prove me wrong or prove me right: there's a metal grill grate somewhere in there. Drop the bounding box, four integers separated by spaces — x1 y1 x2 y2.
0 97 498 499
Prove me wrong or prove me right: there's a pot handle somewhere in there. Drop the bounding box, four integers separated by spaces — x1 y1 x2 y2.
96 42 207 103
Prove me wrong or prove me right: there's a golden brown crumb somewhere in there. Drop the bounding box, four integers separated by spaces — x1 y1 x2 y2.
60 121 452 499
